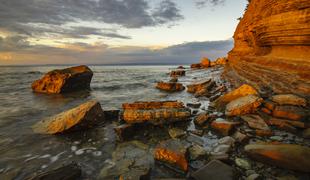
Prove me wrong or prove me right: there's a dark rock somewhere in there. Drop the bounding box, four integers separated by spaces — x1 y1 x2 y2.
170 70 185 77
186 102 201 109
192 160 235 180
103 110 120 120
194 113 209 126
32 65 93 94
114 124 135 141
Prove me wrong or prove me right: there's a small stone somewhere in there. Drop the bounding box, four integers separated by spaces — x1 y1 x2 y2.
255 129 273 137
211 144 231 156
232 131 249 143
187 102 201 109
211 120 239 136
189 129 204 136
189 144 207 160
218 136 235 146
194 113 209 126
235 158 251 170
246 170 256 176
168 128 186 139
270 136 283 141
246 174 260 180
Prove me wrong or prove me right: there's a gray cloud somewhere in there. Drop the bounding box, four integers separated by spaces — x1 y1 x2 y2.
0 0 183 39
194 0 226 8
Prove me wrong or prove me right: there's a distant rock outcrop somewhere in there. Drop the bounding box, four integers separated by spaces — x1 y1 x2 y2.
32 65 93 94
225 0 310 98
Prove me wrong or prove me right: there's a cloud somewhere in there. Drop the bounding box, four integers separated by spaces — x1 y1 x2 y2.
194 0 226 8
0 0 183 40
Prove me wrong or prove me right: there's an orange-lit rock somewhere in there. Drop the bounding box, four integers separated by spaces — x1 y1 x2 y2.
187 79 212 93
194 113 209 126
31 65 93 94
211 120 240 136
156 81 185 92
225 0 310 97
245 143 310 172
263 100 276 111
33 101 104 134
200 57 211 68
122 101 191 125
214 84 258 111
261 107 272 115
255 130 273 137
271 94 307 107
225 95 263 116
241 114 270 130
272 106 308 121
154 139 189 172
170 70 185 77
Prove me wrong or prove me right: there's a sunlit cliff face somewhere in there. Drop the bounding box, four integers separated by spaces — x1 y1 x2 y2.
0 0 246 65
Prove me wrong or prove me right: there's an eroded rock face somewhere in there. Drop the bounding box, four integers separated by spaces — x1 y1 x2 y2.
122 101 191 125
32 65 93 94
225 0 310 97
245 143 310 172
32 100 104 134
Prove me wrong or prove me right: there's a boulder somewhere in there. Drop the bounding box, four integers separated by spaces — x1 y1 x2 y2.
211 119 240 136
214 84 258 111
156 81 185 92
154 139 189 172
122 101 191 125
225 95 263 116
272 105 308 121
245 143 310 172
192 160 235 180
28 162 81 180
177 65 185 69
241 114 270 130
194 113 209 126
200 57 211 68
191 63 202 69
271 94 307 107
33 101 104 134
187 79 212 93
170 70 185 77
31 65 93 94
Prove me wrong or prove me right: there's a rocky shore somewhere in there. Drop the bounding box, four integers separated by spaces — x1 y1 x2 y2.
27 61 310 180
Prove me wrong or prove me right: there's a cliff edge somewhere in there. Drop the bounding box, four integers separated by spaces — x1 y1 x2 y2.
225 0 310 98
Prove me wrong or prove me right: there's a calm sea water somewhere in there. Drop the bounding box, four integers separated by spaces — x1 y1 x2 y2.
0 65 224 179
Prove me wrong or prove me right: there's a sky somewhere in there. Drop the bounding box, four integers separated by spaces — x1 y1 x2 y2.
0 0 247 65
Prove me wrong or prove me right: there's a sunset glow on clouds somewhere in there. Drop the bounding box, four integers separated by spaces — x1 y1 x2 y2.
0 0 247 65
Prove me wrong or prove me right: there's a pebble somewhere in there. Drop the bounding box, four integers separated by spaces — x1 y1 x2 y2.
235 158 251 170
270 136 283 141
246 173 260 180
75 149 84 155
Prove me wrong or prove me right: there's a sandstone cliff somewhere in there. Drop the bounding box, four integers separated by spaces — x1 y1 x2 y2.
225 0 310 98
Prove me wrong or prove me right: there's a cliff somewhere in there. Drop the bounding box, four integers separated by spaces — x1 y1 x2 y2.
225 0 310 98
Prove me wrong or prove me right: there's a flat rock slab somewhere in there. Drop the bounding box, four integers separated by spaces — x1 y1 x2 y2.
186 79 211 93
154 139 189 172
245 143 310 172
33 100 104 134
192 160 235 180
241 114 270 130
225 95 263 116
271 94 307 107
28 162 81 180
156 82 185 92
214 84 258 111
32 65 93 94
272 105 308 121
211 119 240 136
122 101 191 125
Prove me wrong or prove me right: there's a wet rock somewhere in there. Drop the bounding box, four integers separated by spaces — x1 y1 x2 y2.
235 158 251 170
270 136 283 141
28 162 81 180
186 102 201 109
170 70 185 77
272 105 308 121
225 95 263 116
33 100 104 134
267 118 307 129
246 174 260 180
191 63 202 69
194 81 216 97
232 131 249 144
187 79 212 93
214 84 258 111
255 130 273 137
211 137 235 156
303 128 310 139
31 65 93 94
241 115 270 130
261 107 272 115
156 81 185 92
263 100 276 111
122 101 191 125
194 113 209 126
168 128 186 139
271 94 307 107
103 109 120 120
245 143 310 172
154 139 189 172
177 65 185 69
99 141 153 179
189 129 204 136
211 119 239 136
169 77 178 83
192 160 235 180
114 124 135 141
189 144 207 160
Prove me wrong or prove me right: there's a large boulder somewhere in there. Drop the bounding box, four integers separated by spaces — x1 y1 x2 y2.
245 143 310 172
32 65 93 94
122 101 191 125
214 84 258 111
33 101 104 134
156 81 185 92
225 95 263 116
271 94 307 107
200 57 211 68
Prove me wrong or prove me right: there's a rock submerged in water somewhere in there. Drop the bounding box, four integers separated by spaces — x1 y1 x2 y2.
31 65 93 94
245 143 310 172
122 101 191 125
156 81 185 92
33 100 104 134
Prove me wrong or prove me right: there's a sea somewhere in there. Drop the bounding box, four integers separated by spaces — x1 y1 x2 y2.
0 65 224 179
